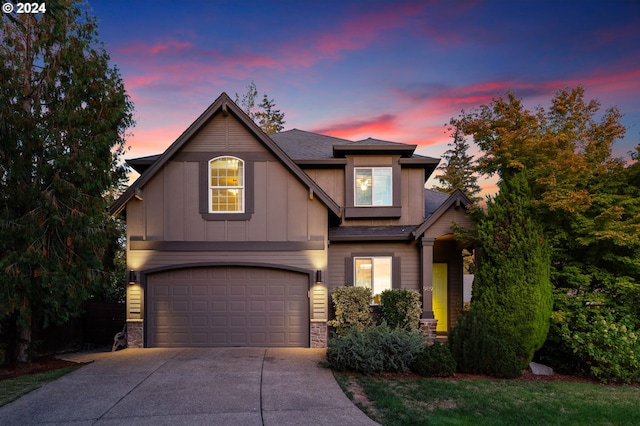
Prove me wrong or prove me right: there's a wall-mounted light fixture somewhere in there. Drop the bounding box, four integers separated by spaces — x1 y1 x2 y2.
128 270 138 284
315 270 322 283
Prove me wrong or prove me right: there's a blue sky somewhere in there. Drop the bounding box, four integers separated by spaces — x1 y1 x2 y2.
89 0 640 193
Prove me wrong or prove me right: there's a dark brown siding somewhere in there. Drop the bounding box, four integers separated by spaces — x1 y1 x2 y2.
327 241 420 293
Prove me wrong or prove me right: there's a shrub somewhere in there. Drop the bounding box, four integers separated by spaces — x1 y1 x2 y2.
326 323 424 374
412 341 456 377
379 289 421 329
557 311 640 384
327 286 374 336
449 308 522 379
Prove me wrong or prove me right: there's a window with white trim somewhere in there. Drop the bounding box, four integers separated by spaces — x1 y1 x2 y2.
354 167 392 206
209 156 244 213
354 256 392 304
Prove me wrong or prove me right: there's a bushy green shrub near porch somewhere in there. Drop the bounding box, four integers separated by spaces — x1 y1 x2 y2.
327 286 373 336
449 309 522 379
412 341 456 377
327 323 423 374
379 289 421 329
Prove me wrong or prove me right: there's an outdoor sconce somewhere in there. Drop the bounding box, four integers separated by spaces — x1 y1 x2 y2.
128 270 138 284
315 270 322 283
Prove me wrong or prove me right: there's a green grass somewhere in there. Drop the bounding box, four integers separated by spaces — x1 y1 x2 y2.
334 372 640 425
0 366 79 407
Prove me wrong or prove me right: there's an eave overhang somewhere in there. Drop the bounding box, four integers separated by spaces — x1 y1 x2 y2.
332 144 418 158
412 189 473 239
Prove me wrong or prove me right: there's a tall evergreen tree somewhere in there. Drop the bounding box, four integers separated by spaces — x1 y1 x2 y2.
473 171 553 363
434 120 481 200
0 1 134 362
451 171 553 376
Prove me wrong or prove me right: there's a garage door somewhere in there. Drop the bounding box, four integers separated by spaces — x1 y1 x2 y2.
147 266 309 347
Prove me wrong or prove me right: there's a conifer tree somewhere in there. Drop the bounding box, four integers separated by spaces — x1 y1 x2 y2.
451 171 553 375
434 121 480 200
0 1 134 362
235 81 286 134
474 171 552 362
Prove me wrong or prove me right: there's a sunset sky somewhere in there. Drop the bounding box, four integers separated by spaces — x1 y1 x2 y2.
90 0 640 193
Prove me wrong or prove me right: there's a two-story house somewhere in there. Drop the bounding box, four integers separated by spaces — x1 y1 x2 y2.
110 93 473 348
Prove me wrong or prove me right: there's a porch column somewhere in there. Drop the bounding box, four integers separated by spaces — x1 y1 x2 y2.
420 237 435 319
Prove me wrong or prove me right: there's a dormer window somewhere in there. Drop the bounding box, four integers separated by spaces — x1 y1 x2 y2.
354 167 392 206
209 156 244 213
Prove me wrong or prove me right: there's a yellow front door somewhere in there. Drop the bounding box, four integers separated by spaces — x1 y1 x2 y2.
432 263 448 332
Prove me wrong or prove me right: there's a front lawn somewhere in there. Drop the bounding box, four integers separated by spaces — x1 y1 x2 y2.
335 372 640 425
0 366 79 407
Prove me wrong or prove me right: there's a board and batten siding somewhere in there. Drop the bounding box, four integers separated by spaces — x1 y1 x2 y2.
422 207 473 239
304 169 345 206
304 166 425 227
125 111 330 276
128 112 328 244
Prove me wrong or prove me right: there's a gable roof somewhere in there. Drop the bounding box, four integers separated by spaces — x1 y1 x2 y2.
110 93 342 218
425 188 451 217
412 189 473 239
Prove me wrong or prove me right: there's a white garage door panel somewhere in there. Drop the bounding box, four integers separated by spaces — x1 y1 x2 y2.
147 267 309 347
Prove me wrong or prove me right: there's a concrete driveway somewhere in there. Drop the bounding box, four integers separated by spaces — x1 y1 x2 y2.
0 348 378 425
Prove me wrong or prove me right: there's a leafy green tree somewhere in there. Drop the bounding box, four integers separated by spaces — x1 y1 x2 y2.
0 1 134 362
235 81 259 120
433 121 481 200
454 86 640 380
454 86 626 206
235 81 286 134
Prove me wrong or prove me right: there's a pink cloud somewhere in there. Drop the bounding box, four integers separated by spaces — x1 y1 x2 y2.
277 2 429 67
115 40 193 56
394 65 640 121
125 125 186 157
312 114 399 139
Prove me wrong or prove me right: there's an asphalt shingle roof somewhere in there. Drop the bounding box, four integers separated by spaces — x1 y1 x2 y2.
425 189 451 218
269 129 349 160
270 129 435 161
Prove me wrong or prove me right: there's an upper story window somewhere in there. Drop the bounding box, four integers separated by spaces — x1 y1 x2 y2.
209 156 244 213
354 167 392 206
354 256 392 304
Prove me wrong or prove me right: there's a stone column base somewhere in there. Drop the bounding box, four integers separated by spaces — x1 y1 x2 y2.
310 321 327 348
126 320 143 348
419 319 438 346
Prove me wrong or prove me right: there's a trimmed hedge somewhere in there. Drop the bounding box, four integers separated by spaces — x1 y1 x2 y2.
327 286 374 336
379 289 421 329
